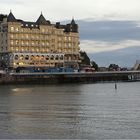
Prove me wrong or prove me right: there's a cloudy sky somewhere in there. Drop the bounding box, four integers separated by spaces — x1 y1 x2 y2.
1 0 140 21
1 0 140 67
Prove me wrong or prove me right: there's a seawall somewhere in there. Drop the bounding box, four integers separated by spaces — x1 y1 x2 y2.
0 71 140 84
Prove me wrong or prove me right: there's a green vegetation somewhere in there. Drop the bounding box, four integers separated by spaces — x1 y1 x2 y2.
80 51 90 66
91 61 98 71
108 64 120 71
80 51 98 71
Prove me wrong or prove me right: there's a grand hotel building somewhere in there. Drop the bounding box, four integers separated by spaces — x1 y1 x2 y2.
0 12 80 71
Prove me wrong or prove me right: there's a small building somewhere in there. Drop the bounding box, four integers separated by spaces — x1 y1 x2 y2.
98 67 108 72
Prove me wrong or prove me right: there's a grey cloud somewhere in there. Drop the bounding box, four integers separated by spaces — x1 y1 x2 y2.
78 20 140 42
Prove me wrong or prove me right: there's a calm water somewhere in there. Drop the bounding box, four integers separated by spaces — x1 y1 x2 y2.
0 82 140 139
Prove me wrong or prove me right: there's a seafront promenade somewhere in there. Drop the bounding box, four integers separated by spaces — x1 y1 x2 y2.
0 71 140 84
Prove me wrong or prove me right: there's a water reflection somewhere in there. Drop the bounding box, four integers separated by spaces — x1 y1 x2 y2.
0 84 84 139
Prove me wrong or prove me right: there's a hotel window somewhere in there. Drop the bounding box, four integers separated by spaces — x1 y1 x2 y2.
25 47 28 51
26 34 29 39
10 40 14 45
60 55 63 60
20 55 24 60
42 28 45 33
64 37 67 41
14 55 18 60
11 47 14 51
10 27 14 32
41 55 44 60
31 42 34 46
68 37 71 41
46 42 49 46
36 48 39 52
16 47 19 51
32 48 35 52
16 27 19 32
15 40 19 45
21 48 24 52
10 34 14 39
31 55 34 60
21 41 24 46
46 55 49 60
50 55 54 60
25 55 29 60
55 55 59 60
42 42 45 46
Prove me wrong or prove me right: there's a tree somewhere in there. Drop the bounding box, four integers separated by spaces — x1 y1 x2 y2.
91 61 98 71
80 51 90 66
108 64 119 71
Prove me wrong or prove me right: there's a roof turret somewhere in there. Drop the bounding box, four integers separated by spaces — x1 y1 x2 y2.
71 17 76 25
7 11 17 22
36 13 50 25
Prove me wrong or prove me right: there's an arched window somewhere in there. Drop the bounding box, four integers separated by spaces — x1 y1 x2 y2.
36 55 39 60
60 55 63 60
55 55 59 60
50 55 54 60
31 55 34 60
45 55 49 60
14 55 18 60
25 55 29 60
20 55 24 60
41 55 44 60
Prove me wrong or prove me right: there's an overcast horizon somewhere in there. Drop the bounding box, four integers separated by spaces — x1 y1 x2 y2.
1 0 140 67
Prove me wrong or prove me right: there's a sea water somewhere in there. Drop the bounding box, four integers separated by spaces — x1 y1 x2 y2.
0 82 140 139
